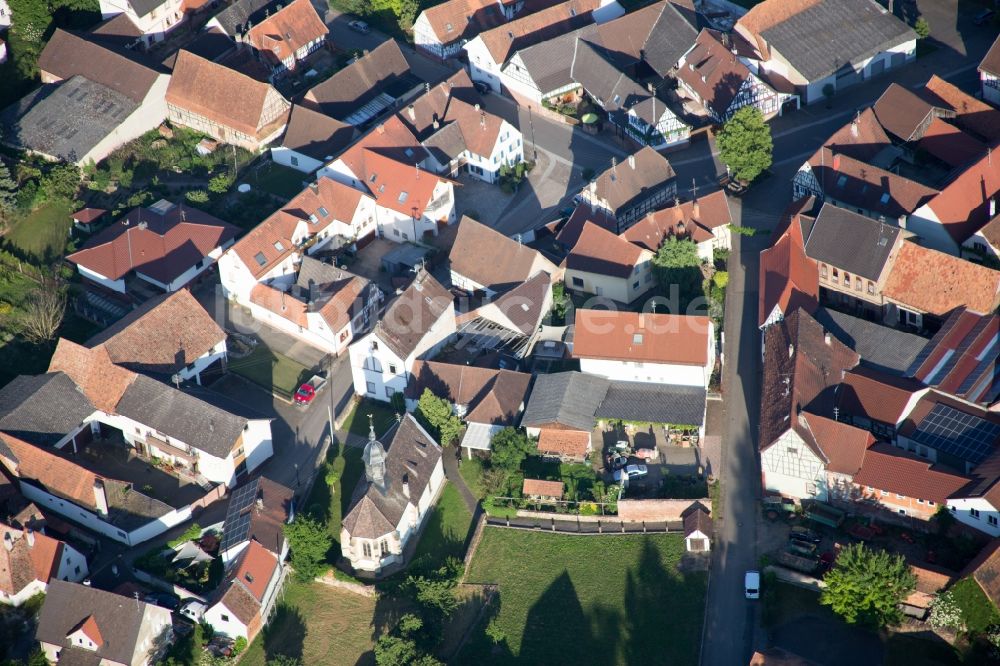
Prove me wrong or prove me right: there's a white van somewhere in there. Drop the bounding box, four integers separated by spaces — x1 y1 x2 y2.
744 570 760 600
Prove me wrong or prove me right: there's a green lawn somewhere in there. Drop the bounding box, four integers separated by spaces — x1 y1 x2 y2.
884 633 961 666
251 162 308 199
303 440 364 550
461 530 706 664
459 457 486 499
411 482 475 572
227 344 310 399
341 398 399 439
950 577 1000 634
5 200 75 260
241 579 411 666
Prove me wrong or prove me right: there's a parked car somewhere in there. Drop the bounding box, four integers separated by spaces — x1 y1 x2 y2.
745 570 760 599
974 9 995 25
609 454 628 471
634 447 659 461
613 464 648 482
294 373 328 405
348 19 370 33
789 526 822 544
179 600 206 622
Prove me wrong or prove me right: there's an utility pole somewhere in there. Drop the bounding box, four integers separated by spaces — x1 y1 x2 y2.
527 105 537 161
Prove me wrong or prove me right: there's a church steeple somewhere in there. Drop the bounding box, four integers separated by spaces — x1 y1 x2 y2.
362 414 386 490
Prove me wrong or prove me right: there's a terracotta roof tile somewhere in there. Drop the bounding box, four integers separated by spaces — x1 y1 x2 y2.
522 478 563 497
232 540 278 602
66 201 238 284
622 190 732 251
872 83 941 143
304 40 415 120
361 150 450 217
853 443 969 504
921 75 1000 143
882 242 1000 316
280 104 356 161
817 108 893 164
590 146 676 213
449 216 556 291
837 366 924 426
0 522 64 597
166 50 290 137
405 361 531 424
477 0 602 65
800 412 873 475
758 207 819 327
982 34 1000 77
924 150 1000 245
48 339 136 413
917 118 987 168
556 204 618 248
335 115 425 183
573 310 711 365
86 290 225 378
72 208 106 224
246 0 328 67
536 429 590 457
968 540 1000 608
566 222 649 278
373 271 453 359
676 29 759 119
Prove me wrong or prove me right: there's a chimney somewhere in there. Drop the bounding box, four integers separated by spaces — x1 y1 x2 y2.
628 154 636 169
25 529 34 548
691 198 700 220
832 154 841 171
2 532 12 552
824 331 831 346
407 104 416 121
402 473 410 500
898 214 907 230
990 197 997 218
480 111 486 128
787 343 794 359
433 119 440 130
475 103 480 112
93 479 109 516
638 313 645 329
376 123 385 135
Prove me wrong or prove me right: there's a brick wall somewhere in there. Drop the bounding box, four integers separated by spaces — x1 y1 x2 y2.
617 499 710 523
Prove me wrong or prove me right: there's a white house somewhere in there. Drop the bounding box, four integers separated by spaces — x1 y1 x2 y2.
204 540 284 642
66 200 239 297
682 503 711 553
36 581 174 666
219 176 379 306
341 415 445 574
98 0 186 46
572 310 715 387
0 0 10 28
464 0 624 93
981 35 1000 107
734 0 916 105
413 0 523 61
272 105 356 174
947 492 1000 538
621 190 734 263
0 524 89 607
247 257 381 356
244 0 328 78
448 216 558 295
349 271 456 402
963 213 1000 264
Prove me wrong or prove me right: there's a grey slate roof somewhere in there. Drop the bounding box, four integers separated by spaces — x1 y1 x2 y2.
423 120 468 164
213 0 279 37
641 0 700 75
36 580 161 665
0 373 96 446
812 307 926 376
0 76 138 163
521 371 610 430
515 26 595 94
342 415 443 539
596 381 706 426
127 0 172 19
374 272 453 360
571 40 647 112
759 0 915 81
115 375 251 458
803 204 900 281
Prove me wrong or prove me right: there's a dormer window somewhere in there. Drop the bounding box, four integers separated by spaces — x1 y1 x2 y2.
843 271 850 287
369 173 378 183
855 277 862 292
820 264 827 279
245 572 254 583
879 192 890 205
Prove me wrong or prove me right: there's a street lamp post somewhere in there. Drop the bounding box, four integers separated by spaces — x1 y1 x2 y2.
294 463 300 487
527 105 537 161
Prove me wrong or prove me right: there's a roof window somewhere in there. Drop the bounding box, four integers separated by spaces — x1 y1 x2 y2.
879 192 890 205
836 175 847 188
318 206 329 217
274 241 285 251
633 333 643 344
254 252 267 266
369 173 378 183
398 191 409 203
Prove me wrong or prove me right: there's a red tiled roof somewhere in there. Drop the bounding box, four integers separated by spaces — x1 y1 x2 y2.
48 339 136 413
72 208 105 224
361 150 450 217
0 433 103 512
872 83 941 143
477 0 602 65
566 222 648 278
758 206 819 327
66 202 238 284
246 0 328 66
522 478 563 497
250 283 307 327
233 540 277 602
405 361 531 425
739 0 821 35
536 429 590 458
556 204 618 248
837 367 924 426
231 177 368 278
0 522 64 597
420 0 506 46
800 412 873 476
815 108 892 165
909 307 999 405
917 117 986 168
924 150 1000 245
921 75 1000 143
676 29 757 118
166 51 289 137
882 242 1000 316
77 615 104 647
573 310 712 365
622 190 732 251
966 540 1000 608
853 443 969 505
335 115 424 184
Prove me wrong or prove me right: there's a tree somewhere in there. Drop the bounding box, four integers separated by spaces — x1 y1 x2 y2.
485 619 506 645
489 427 535 472
20 286 66 344
374 635 418 666
208 173 232 194
651 236 703 310
26 650 50 666
820 543 916 627
39 163 81 202
551 282 568 324
406 575 459 618
716 106 773 184
283 516 332 581
914 17 930 40
415 388 463 446
0 161 16 215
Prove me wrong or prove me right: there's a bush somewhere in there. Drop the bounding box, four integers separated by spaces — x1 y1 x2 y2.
185 189 210 204
208 173 233 194
929 590 964 630
914 17 930 39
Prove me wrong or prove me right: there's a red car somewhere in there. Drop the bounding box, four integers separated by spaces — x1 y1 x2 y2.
294 384 317 404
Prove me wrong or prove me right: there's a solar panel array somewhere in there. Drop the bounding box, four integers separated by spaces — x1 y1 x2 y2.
911 403 1000 465
220 478 260 553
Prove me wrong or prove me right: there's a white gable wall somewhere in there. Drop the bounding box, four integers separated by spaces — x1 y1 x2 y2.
760 428 828 500
946 497 1000 537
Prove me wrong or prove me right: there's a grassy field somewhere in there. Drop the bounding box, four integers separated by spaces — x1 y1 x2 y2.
250 162 308 199
341 398 399 439
227 344 310 399
303 440 364 550
459 457 485 499
950 576 1000 634
241 580 411 666
411 482 475 570
461 530 706 665
5 200 75 260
